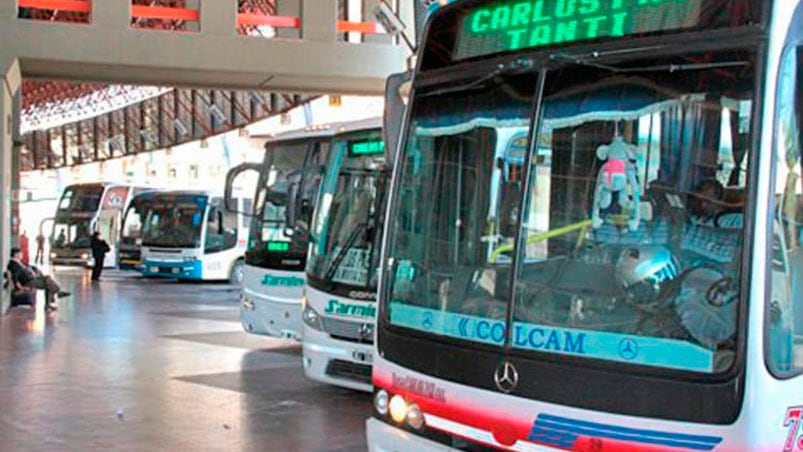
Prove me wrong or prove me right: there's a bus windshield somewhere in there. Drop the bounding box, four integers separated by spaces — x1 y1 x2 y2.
307 133 387 294
52 218 92 248
142 195 208 248
247 140 326 270
57 186 104 213
121 199 151 245
386 49 754 375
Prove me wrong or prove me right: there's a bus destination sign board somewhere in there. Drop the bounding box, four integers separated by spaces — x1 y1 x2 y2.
454 0 702 60
349 139 385 157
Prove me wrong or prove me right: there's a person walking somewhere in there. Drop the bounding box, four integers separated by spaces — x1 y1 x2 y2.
35 232 46 265
7 247 70 311
90 231 111 282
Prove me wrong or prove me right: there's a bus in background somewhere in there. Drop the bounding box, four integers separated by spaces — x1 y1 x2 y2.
118 190 159 271
368 0 803 450
301 118 388 392
139 190 251 283
51 183 147 268
226 125 333 340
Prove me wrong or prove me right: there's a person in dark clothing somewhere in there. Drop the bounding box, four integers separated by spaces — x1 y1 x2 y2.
35 232 46 265
90 231 111 282
7 247 70 311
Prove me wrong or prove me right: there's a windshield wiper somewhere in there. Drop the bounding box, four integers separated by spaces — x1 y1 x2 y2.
420 57 537 98
549 47 749 73
323 222 367 284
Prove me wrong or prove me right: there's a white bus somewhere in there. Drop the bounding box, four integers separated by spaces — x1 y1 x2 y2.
368 0 803 450
301 118 386 392
139 190 251 283
51 183 149 268
118 190 158 271
226 126 333 339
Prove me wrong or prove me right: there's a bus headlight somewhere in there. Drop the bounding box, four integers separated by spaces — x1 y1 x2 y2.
374 390 389 416
81 253 90 260
406 403 424 430
389 395 408 424
302 300 323 331
50 253 57 259
241 296 255 311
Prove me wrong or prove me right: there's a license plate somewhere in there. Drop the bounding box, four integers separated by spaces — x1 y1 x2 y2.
352 350 372 364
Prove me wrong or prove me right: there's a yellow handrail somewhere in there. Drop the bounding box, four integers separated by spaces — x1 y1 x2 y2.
490 219 592 263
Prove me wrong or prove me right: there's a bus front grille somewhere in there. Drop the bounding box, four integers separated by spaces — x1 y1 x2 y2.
325 359 371 384
321 317 373 344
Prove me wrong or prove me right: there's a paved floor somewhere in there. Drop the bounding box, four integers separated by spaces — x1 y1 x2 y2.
0 268 371 452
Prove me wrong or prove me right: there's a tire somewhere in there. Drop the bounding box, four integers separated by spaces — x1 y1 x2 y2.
229 259 245 285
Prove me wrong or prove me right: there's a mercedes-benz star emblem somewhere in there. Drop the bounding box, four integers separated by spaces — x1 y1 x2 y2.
494 361 519 394
618 338 639 361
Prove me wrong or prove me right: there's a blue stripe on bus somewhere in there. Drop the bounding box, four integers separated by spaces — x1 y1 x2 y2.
528 425 577 449
530 414 722 451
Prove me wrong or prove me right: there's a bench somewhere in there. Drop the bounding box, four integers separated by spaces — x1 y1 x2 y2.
3 270 36 308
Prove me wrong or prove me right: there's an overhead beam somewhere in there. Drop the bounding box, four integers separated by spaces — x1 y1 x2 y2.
1 14 407 95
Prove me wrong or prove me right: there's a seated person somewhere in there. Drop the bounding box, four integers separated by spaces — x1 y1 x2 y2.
7 247 70 311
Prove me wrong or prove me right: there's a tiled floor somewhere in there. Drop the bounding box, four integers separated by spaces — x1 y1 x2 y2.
0 268 370 452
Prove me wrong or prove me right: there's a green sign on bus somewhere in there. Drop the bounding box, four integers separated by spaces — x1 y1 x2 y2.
455 0 702 60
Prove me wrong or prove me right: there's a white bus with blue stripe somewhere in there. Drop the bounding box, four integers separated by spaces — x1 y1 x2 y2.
140 190 250 283
369 0 803 451
226 126 334 339
300 118 386 392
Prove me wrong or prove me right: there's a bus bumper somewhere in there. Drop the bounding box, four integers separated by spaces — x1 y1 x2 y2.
239 291 302 340
141 260 203 279
302 326 372 392
367 418 453 452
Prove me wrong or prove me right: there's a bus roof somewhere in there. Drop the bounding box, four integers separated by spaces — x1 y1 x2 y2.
333 117 383 136
259 118 383 144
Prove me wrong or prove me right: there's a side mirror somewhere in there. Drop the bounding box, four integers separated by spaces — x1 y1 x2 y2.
225 163 262 216
383 71 412 172
285 180 300 233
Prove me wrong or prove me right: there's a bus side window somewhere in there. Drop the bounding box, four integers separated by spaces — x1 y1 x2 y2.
768 45 803 376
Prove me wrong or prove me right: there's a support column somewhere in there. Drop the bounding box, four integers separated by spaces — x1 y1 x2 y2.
10 91 20 249
301 0 337 42
93 1 129 28
1 58 21 315
276 0 301 39
361 0 391 44
399 0 418 47
200 0 236 36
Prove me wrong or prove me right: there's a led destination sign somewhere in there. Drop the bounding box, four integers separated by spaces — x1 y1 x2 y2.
348 139 385 157
455 0 703 60
266 241 290 252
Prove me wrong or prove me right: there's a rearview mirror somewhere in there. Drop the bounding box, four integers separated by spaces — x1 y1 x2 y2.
383 71 412 171
225 163 262 216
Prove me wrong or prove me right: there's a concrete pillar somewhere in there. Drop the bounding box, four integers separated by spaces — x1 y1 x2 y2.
1 58 21 315
301 0 337 42
10 91 20 249
398 0 417 47
361 0 391 44
276 0 301 39
184 0 201 33
93 0 129 28
200 0 236 36
0 0 16 19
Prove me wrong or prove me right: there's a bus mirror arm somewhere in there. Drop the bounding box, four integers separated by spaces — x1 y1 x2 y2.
383 71 412 170
225 163 262 216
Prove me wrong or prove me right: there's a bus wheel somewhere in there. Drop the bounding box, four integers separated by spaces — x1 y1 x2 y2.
229 259 245 285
